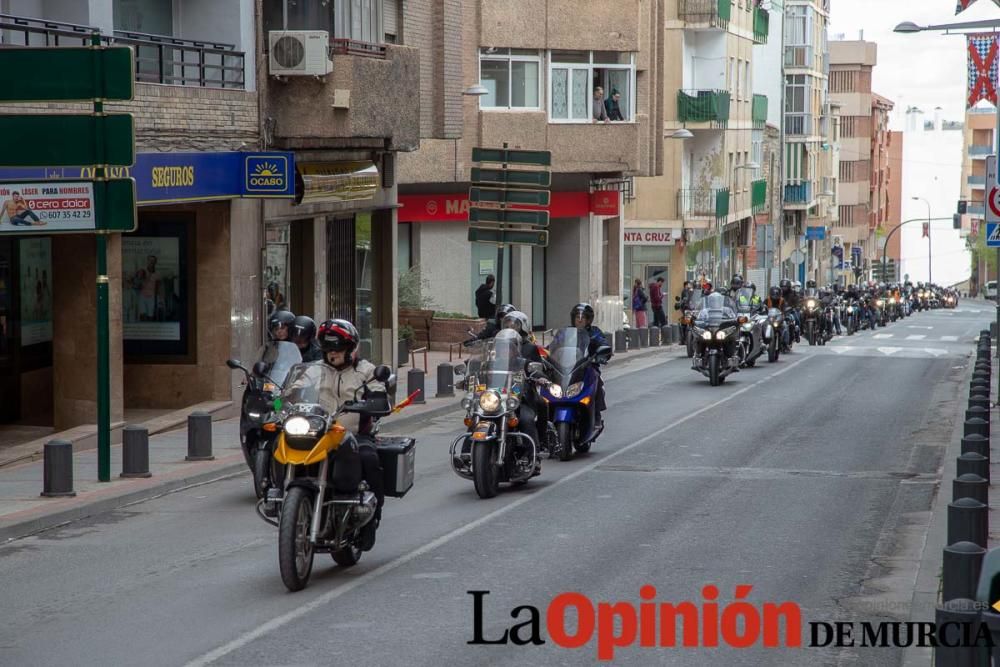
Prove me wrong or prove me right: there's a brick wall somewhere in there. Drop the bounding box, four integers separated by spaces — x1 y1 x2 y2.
0 83 259 152
403 0 435 139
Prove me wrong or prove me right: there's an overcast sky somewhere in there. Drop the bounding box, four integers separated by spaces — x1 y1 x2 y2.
828 0 1000 128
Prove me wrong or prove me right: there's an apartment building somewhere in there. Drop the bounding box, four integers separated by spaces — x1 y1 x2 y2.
828 39 894 284
397 0 661 331
959 106 994 292
0 0 265 429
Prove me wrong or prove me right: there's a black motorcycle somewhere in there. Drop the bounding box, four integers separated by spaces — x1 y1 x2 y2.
691 293 742 386
802 295 822 346
228 341 302 499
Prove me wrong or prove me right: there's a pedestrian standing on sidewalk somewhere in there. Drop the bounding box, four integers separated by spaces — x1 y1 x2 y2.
649 276 666 327
631 278 648 328
476 274 496 320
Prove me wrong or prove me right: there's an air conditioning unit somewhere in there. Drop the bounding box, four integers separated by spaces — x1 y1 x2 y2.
268 31 332 76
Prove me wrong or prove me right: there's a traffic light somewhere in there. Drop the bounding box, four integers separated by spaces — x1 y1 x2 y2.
958 200 968 215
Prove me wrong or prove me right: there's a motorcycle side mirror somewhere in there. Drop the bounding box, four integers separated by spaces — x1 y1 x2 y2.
252 361 269 377
454 363 467 376
526 362 544 377
226 359 241 370
674 295 681 302
373 364 392 383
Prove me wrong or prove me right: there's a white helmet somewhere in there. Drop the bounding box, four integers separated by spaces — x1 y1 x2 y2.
501 310 530 336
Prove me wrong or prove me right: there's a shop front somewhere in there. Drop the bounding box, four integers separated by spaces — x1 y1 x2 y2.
623 225 681 325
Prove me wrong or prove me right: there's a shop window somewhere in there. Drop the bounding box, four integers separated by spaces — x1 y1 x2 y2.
122 217 194 360
479 48 541 109
549 50 635 123
265 222 292 314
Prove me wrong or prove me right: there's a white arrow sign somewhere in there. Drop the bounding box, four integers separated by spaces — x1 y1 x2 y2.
924 348 948 357
878 347 902 356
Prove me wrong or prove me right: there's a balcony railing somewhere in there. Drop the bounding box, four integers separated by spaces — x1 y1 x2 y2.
785 113 812 137
678 90 730 124
969 175 987 187
329 38 387 59
784 45 813 68
785 182 813 204
752 94 768 126
752 179 767 213
753 7 769 44
678 0 731 28
0 13 245 89
969 203 985 217
678 188 730 219
970 145 993 158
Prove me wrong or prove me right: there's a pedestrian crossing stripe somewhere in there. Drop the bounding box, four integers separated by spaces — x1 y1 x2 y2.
988 222 1000 246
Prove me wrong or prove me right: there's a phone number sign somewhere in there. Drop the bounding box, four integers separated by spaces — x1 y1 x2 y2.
0 181 96 232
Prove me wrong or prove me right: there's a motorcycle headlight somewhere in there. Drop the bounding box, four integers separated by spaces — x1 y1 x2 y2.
702 331 713 340
876 300 884 306
284 416 311 436
807 299 816 309
479 391 502 413
566 382 584 398
548 383 564 399
715 330 727 340
262 382 278 394
461 396 473 410
506 396 520 411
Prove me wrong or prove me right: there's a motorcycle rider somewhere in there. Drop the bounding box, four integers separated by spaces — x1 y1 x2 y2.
315 318 386 551
290 315 322 362
822 287 842 336
499 311 546 468
267 309 295 342
728 274 745 300
764 286 790 347
473 303 516 341
569 302 609 427
748 283 763 310
780 279 802 343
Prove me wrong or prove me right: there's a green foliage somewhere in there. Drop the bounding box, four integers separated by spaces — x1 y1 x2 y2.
397 264 438 310
398 324 415 341
433 311 479 320
969 226 998 274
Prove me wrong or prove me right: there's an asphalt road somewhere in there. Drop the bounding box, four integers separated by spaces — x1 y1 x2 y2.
0 303 990 667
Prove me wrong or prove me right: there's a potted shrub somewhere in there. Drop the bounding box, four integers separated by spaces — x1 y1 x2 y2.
397 324 414 367
430 311 485 351
398 264 437 349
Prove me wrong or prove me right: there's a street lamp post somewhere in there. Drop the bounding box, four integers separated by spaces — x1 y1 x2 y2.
912 196 932 284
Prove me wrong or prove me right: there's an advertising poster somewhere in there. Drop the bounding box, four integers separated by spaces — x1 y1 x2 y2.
19 238 53 346
0 182 96 232
122 236 181 341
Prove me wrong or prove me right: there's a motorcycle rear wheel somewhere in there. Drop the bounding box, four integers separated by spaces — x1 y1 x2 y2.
557 421 573 462
473 442 500 498
278 486 315 592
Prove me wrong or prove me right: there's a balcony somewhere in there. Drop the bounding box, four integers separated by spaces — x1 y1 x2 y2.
784 45 814 69
0 13 245 89
969 175 987 187
785 114 812 137
753 7 769 44
752 179 767 213
677 188 730 221
678 0 731 29
785 182 813 205
970 145 993 158
969 203 985 217
268 42 420 151
752 95 768 127
678 90 730 124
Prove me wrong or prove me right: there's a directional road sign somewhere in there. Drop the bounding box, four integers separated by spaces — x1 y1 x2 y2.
470 186 550 208
0 114 135 167
468 227 548 246
0 47 135 102
469 207 549 227
470 167 551 188
472 147 552 166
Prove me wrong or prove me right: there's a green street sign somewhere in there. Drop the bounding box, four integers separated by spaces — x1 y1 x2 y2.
0 114 135 167
472 147 552 166
0 178 136 233
468 227 549 247
471 167 551 188
0 47 135 102
470 187 550 207
469 207 549 227
96 179 138 231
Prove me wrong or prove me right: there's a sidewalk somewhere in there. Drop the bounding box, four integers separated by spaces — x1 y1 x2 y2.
0 337 683 543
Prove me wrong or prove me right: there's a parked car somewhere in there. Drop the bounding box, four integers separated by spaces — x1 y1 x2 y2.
983 281 997 300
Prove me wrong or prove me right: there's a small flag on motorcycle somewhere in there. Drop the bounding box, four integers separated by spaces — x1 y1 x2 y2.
392 389 422 413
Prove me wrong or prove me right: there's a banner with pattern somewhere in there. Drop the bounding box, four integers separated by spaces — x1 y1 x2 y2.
968 33 999 108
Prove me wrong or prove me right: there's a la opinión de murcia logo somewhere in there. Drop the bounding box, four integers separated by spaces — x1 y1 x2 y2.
467 586 996 660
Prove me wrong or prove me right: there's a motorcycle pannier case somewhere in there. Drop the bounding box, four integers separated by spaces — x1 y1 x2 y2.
376 437 415 498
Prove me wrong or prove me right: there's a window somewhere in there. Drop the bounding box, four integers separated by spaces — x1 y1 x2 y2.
263 0 383 43
479 48 541 109
785 6 808 45
549 50 636 123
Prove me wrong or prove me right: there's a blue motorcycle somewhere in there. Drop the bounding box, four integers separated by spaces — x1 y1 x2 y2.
535 327 611 461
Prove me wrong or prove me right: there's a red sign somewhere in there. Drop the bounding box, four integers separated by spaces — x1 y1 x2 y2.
590 190 620 216
398 192 603 223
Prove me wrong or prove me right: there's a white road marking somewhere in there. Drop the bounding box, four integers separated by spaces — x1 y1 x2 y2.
924 348 948 357
873 333 893 339
908 326 933 330
906 335 926 341
830 347 852 354
877 347 902 355
184 356 813 667
941 336 959 342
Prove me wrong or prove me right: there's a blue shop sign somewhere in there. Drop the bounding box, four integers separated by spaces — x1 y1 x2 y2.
805 226 826 241
0 151 295 205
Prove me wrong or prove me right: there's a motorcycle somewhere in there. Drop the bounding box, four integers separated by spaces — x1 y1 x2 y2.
842 300 857 336
761 307 785 363
675 294 696 358
227 341 302 499
733 288 765 368
259 362 415 592
691 292 743 386
537 327 611 461
802 295 822 346
450 336 541 498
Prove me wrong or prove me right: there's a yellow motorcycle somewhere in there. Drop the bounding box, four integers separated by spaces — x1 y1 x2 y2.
259 362 415 592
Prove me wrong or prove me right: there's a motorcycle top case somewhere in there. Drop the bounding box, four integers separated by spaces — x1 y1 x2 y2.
375 437 415 498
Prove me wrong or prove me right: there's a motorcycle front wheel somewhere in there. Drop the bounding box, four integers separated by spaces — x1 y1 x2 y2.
279 486 315 592
708 354 721 386
557 421 573 462
253 448 270 500
473 442 500 498
767 337 778 363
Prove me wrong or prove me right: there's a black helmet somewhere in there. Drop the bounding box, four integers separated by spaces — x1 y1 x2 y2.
570 303 595 327
291 315 316 348
806 280 817 289
730 274 744 290
267 310 295 341
317 318 359 355
779 279 791 292
748 282 756 292
495 303 516 324
768 286 781 301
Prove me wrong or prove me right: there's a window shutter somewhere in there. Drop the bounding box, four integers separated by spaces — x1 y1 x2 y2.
383 0 398 40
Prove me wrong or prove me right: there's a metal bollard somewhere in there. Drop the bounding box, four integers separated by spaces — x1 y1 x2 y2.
435 363 454 398
962 434 990 459
971 379 991 393
648 326 661 347
185 412 215 461
407 369 426 404
966 405 989 423
954 473 989 505
661 326 673 345
627 328 641 350
637 327 648 348
970 386 990 399
669 323 681 344
943 542 986 602
958 452 990 484
121 425 152 478
948 497 989 548
969 396 991 411
41 439 76 497
935 598 984 666
614 330 627 353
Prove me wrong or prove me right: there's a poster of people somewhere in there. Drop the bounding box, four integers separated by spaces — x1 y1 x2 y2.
19 238 53 346
0 182 97 231
122 236 182 341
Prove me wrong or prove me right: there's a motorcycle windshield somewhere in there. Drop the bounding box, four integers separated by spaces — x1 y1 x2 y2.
696 293 737 327
256 341 303 388
546 328 590 376
280 363 341 413
767 308 782 319
734 288 756 313
478 332 525 390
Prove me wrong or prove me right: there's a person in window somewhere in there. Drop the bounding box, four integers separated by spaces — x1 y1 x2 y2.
593 86 610 122
605 89 625 121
